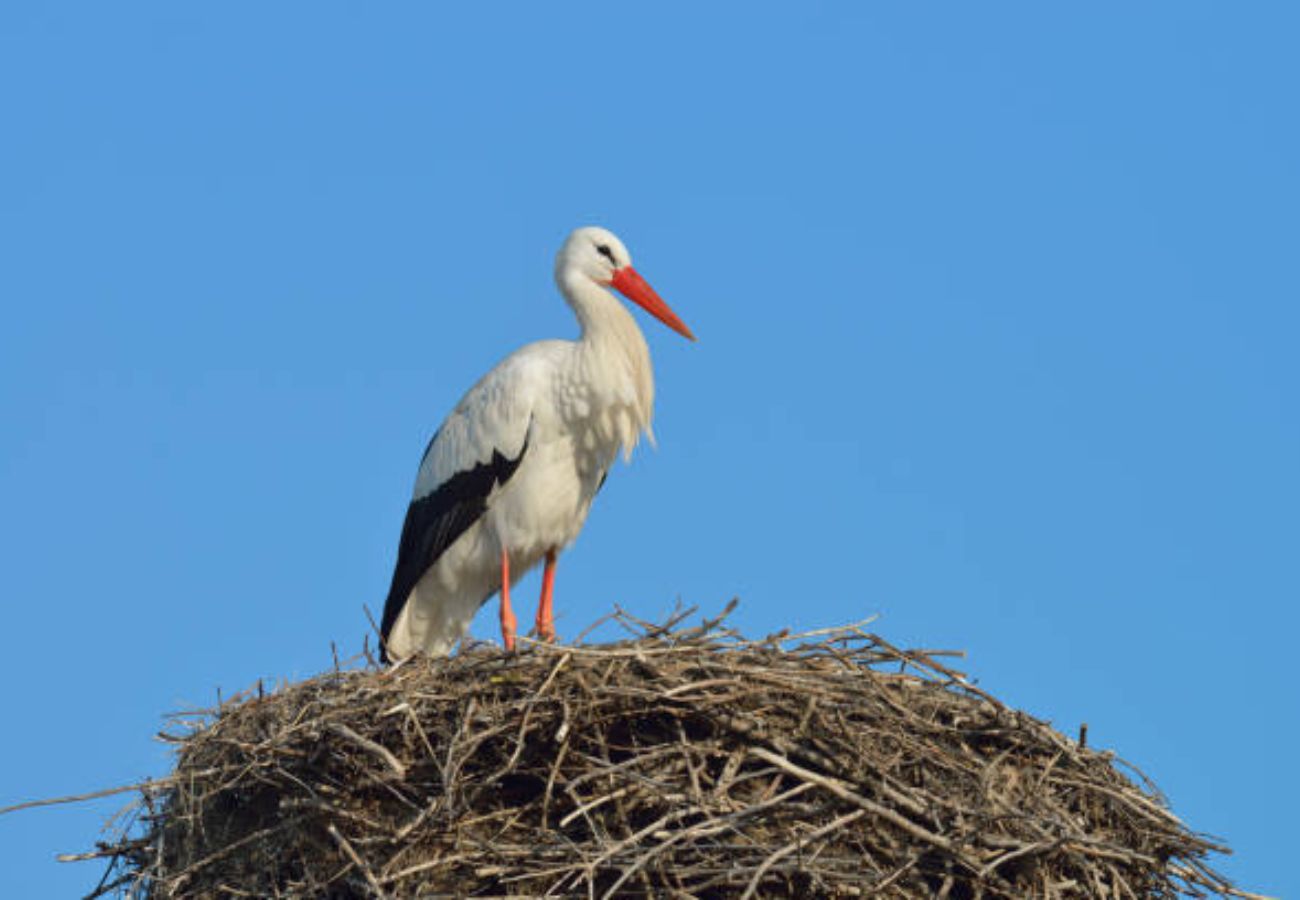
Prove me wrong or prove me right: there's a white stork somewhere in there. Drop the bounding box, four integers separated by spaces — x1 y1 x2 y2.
379 226 695 663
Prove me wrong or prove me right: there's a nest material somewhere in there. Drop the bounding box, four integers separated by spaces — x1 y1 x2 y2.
92 608 1250 898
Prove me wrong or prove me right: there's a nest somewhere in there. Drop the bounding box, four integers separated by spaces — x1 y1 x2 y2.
86 607 1252 898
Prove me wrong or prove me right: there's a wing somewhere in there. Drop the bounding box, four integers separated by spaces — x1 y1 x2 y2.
378 428 529 659
378 346 558 660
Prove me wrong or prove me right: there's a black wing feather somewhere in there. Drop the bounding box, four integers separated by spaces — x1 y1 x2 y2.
379 431 529 661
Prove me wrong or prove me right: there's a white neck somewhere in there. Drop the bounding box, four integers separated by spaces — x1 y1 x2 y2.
560 271 634 341
558 270 656 450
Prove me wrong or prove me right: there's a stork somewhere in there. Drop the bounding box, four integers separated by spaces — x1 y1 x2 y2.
379 226 695 663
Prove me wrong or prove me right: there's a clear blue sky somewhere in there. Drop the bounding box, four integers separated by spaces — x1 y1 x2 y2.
2 3 1295 895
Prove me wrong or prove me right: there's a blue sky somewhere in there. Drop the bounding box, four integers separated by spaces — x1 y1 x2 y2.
2 2 1296 895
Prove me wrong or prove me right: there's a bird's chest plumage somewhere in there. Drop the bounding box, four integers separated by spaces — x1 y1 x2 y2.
486 379 633 560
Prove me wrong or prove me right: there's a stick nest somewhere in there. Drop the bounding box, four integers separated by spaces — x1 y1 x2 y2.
90 607 1249 898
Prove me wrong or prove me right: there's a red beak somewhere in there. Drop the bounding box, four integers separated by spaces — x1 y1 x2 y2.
610 267 696 341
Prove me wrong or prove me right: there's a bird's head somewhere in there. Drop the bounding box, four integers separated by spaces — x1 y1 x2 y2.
556 226 696 341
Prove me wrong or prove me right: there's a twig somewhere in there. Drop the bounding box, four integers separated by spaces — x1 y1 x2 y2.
3 780 169 817
329 823 389 899
325 722 407 778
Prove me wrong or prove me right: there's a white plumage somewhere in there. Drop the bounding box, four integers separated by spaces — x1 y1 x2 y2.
380 226 694 662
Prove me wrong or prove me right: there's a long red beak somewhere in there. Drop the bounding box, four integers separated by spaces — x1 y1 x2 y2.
610 266 696 341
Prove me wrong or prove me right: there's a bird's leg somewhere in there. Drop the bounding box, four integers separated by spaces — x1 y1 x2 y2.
535 549 558 642
499 548 517 652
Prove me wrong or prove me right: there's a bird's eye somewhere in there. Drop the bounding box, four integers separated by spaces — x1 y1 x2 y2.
595 243 616 264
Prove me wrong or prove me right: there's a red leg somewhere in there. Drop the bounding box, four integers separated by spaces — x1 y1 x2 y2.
535 549 558 642
499 548 517 652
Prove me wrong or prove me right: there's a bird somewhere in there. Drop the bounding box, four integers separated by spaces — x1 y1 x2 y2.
378 226 695 663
